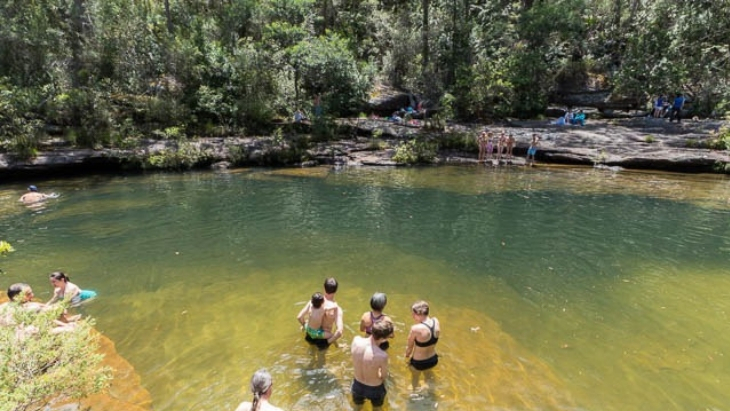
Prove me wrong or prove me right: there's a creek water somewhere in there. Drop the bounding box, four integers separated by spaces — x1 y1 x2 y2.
2 165 730 411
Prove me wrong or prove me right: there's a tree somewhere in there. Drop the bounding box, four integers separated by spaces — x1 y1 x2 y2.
0 302 111 411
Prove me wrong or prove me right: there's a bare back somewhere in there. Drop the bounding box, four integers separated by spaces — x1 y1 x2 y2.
351 335 388 386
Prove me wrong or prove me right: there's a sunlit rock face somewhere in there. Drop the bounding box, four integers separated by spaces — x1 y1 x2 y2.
75 332 153 411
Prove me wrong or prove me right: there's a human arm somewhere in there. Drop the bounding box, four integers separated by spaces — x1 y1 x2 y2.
359 312 369 333
327 305 344 343
404 326 416 359
296 301 311 327
378 354 389 382
46 288 61 305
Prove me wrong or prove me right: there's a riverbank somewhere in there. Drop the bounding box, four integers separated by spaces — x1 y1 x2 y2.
1 117 728 177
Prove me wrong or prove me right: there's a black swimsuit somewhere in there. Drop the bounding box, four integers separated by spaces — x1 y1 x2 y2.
414 319 438 347
410 319 439 370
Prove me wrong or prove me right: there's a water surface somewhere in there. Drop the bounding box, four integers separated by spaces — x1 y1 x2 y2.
1 166 730 411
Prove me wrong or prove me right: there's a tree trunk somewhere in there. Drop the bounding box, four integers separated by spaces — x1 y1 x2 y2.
612 0 622 31
421 0 429 74
164 0 174 34
70 0 85 89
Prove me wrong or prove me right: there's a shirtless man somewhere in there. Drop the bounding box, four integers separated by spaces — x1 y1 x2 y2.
19 185 51 205
296 277 343 349
351 320 393 411
506 133 516 160
1 283 75 333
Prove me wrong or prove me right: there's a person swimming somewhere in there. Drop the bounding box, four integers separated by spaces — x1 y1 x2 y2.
19 185 52 205
47 271 96 307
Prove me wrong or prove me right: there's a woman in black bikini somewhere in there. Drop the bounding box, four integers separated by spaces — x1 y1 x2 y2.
404 300 440 391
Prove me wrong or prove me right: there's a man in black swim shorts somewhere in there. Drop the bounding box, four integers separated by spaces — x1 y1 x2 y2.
351 320 393 410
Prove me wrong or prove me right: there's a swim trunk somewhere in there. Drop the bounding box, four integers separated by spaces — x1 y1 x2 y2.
305 334 330 350
527 147 537 156
410 354 438 371
351 379 386 407
305 325 325 340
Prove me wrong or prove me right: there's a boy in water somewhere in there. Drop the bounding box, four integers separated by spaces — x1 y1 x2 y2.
297 292 334 342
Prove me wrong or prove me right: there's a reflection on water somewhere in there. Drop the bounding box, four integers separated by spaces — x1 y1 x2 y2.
2 166 730 411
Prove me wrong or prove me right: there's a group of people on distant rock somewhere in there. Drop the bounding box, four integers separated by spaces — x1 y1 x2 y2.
477 130 540 166
653 93 686 123
237 277 440 411
477 130 516 163
551 109 586 126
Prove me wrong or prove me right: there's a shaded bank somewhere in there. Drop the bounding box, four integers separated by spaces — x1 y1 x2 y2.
1 118 728 179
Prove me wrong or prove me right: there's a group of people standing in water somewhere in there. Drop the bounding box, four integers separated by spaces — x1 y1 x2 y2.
237 277 441 411
0 271 95 333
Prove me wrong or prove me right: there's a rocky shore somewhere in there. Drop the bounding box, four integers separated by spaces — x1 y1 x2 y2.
1 117 728 177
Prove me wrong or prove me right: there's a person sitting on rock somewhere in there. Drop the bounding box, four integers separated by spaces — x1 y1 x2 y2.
570 110 586 126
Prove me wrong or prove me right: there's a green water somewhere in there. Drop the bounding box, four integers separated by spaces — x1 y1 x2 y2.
2 166 730 411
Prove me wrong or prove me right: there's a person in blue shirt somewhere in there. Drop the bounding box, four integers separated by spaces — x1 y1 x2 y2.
653 95 665 118
669 93 686 123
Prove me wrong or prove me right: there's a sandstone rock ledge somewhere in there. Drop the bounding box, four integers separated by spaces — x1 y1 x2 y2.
1 118 728 176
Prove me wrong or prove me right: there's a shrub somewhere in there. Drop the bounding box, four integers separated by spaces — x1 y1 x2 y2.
707 125 730 150
146 142 213 170
0 303 111 411
392 139 437 165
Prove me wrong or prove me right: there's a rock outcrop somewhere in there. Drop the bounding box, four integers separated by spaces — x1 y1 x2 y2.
0 118 728 176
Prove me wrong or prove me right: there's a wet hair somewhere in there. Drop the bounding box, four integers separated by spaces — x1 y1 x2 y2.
323 278 338 294
49 271 70 282
371 319 393 340
311 292 325 308
370 292 387 312
249 368 273 411
411 300 430 316
7 283 30 302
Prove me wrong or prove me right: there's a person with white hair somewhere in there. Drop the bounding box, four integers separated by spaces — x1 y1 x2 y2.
234 369 284 411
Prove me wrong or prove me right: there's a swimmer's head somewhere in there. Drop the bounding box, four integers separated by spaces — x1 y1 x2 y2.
311 292 325 308
370 292 387 311
323 277 338 294
412 300 430 316
7 283 32 302
28 185 38 192
371 319 393 340
49 271 70 285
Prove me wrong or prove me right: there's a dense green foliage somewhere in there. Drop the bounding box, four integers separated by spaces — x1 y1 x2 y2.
1 0 728 148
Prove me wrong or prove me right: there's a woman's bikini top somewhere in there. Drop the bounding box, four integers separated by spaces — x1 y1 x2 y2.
365 312 384 334
415 319 439 347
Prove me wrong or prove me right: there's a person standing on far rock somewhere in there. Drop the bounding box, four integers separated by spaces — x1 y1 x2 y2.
526 134 540 166
669 93 686 123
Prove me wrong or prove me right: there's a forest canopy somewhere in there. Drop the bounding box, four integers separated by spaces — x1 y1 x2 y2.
1 0 728 148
